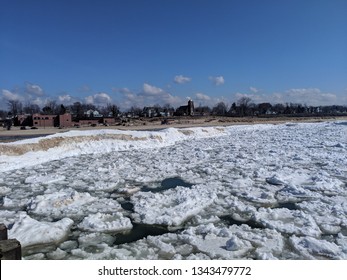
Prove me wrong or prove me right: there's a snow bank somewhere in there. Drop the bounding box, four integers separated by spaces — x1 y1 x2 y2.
0 127 226 172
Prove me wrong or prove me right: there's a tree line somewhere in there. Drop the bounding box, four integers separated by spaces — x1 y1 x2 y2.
200 97 347 117
1 100 121 120
1 97 347 119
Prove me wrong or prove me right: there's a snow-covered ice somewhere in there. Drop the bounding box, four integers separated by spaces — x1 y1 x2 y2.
9 212 73 248
78 213 133 233
131 185 217 226
0 122 346 259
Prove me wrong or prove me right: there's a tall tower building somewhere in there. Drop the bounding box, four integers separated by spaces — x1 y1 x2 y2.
188 99 194 116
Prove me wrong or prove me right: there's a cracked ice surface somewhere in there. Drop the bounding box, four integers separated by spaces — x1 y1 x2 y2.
0 122 346 259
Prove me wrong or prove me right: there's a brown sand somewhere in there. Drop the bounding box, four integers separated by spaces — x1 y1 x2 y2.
1 116 346 139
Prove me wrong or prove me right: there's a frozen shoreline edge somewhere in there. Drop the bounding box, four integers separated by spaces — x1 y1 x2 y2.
1 116 346 139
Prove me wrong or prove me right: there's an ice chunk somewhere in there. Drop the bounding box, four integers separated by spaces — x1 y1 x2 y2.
266 175 285 185
25 174 66 184
254 208 322 237
9 212 73 248
0 186 11 195
78 212 132 233
225 236 245 251
276 184 320 202
290 236 344 259
27 189 122 219
131 185 217 226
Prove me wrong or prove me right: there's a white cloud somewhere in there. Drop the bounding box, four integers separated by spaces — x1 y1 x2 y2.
25 83 44 96
232 88 339 106
285 88 337 106
85 96 94 104
142 83 164 96
174 75 192 84
58 94 73 103
117 84 183 109
209 76 225 86
95 92 112 104
250 87 259 93
85 92 112 105
31 97 47 108
287 88 321 96
2 89 21 101
161 93 182 105
195 92 211 101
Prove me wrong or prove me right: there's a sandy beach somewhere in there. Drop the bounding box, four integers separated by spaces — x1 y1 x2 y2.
1 115 346 139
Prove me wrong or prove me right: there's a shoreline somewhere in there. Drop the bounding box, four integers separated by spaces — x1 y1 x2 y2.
1 116 346 140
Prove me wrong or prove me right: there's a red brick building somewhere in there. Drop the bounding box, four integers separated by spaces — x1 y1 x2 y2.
102 117 116 125
59 113 72 127
32 114 56 127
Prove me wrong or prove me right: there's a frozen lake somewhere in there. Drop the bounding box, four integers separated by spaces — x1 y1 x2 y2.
0 121 346 259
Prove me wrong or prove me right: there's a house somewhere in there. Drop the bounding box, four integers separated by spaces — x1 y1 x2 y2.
142 107 157 118
84 110 103 118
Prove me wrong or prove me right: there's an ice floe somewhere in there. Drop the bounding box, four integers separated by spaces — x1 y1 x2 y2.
9 212 73 248
131 185 217 226
0 121 346 259
78 212 132 233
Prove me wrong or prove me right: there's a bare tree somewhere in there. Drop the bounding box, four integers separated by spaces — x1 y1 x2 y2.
195 105 211 116
212 102 228 116
129 106 142 116
237 97 252 117
0 110 7 119
7 100 22 116
70 102 84 119
106 103 120 118
45 100 59 114
23 102 40 114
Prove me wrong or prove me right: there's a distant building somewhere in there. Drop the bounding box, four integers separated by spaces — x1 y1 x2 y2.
59 113 72 127
78 119 100 126
142 107 173 117
29 113 72 128
84 110 103 118
175 99 194 116
32 114 57 127
16 114 33 126
142 107 157 118
102 117 116 125
11 110 119 129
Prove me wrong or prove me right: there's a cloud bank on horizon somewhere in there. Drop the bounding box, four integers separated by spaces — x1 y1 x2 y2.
1 79 345 111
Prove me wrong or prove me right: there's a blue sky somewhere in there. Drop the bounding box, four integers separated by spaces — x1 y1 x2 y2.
1 0 346 110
